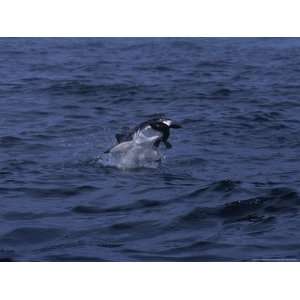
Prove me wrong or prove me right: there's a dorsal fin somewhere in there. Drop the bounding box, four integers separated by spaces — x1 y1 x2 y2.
115 134 123 143
115 133 130 143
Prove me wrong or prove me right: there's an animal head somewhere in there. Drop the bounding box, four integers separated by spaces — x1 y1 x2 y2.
148 118 182 148
150 118 182 131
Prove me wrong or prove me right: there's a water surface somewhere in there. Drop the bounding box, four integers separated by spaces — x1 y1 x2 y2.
1 38 300 261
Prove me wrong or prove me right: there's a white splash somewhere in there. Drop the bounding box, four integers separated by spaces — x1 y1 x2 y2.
98 127 164 169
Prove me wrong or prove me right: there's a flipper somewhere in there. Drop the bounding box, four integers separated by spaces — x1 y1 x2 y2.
164 141 172 149
153 139 172 149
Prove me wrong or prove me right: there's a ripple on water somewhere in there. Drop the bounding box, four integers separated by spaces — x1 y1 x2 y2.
72 199 164 215
220 187 300 219
180 180 241 200
177 187 300 226
0 227 63 246
0 136 24 148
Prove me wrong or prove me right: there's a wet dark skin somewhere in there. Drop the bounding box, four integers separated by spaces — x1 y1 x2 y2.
151 121 182 149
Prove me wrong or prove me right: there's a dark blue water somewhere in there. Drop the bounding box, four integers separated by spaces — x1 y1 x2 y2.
1 38 300 261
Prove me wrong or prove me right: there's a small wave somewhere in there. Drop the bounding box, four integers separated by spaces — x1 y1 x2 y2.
213 180 241 192
195 59 230 69
127 253 231 262
178 187 300 226
4 159 37 167
93 106 106 114
64 114 91 120
42 80 144 97
0 249 15 262
26 110 49 117
0 227 63 245
109 221 154 232
212 88 232 97
220 197 266 218
72 205 103 214
159 240 231 255
179 207 215 224
220 187 300 219
2 211 68 221
72 199 163 215
137 65 173 72
44 255 108 262
181 180 241 200
0 257 15 262
0 136 23 147
175 157 207 167
235 111 283 124
61 104 80 110
0 185 97 199
31 133 59 141
181 118 205 125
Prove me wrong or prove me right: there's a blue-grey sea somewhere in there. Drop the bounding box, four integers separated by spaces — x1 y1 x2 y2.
1 38 300 261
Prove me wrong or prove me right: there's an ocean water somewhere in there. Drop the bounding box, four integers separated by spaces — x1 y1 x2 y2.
1 38 300 261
